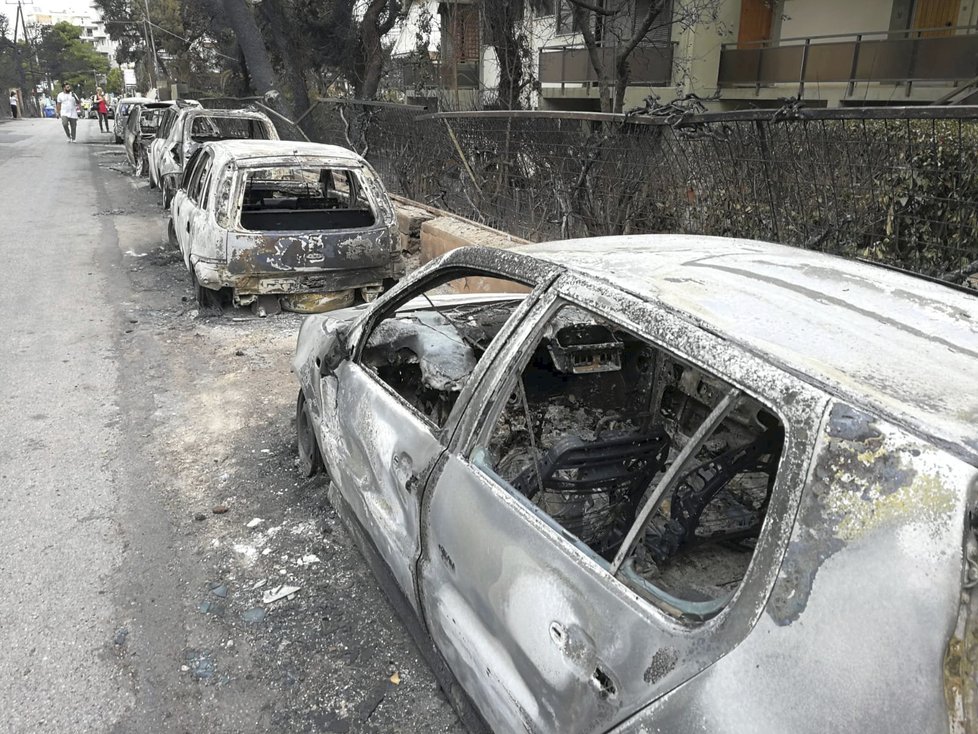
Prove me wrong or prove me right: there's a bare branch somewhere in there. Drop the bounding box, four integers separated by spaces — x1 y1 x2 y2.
564 0 617 17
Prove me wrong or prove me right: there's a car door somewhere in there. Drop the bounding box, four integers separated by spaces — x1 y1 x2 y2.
417 272 826 734
320 264 555 612
171 150 209 266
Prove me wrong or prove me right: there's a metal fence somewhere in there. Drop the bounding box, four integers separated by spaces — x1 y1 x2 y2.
212 97 978 286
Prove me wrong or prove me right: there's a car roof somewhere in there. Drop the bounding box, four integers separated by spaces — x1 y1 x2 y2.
203 140 366 167
510 234 978 462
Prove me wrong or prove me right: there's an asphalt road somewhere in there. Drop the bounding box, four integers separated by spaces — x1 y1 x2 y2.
0 117 464 733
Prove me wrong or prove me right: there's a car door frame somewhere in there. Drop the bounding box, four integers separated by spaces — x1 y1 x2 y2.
415 269 828 734
172 149 210 269
317 249 564 612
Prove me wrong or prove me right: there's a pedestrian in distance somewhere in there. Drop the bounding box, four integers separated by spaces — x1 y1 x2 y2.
8 90 17 119
95 88 109 132
56 83 80 142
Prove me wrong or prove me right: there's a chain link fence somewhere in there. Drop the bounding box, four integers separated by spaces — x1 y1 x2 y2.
206 97 978 287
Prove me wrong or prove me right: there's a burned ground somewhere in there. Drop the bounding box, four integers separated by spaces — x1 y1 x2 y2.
94 143 463 732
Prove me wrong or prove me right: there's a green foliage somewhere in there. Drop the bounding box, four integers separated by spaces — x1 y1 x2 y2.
37 21 109 91
105 66 123 94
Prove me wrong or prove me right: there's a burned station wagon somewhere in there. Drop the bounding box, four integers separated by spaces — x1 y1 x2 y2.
293 236 978 734
170 140 403 314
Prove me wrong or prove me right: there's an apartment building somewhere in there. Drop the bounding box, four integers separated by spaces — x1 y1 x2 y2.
392 0 978 110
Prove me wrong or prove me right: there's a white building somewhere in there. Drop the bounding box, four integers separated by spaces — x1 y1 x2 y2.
26 0 119 68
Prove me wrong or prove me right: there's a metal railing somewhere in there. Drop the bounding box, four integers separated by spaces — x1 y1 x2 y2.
391 58 481 91
539 42 675 87
719 24 978 97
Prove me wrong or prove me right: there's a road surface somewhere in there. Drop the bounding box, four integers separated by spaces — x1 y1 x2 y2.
0 117 463 733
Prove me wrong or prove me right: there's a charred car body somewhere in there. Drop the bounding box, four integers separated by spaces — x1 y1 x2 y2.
170 140 403 313
293 236 978 734
123 102 169 176
146 100 201 190
156 107 278 208
112 96 168 145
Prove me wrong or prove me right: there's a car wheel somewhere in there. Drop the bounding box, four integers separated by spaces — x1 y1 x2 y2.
114 133 122 144
162 185 173 210
167 218 178 249
148 169 157 189
134 150 145 177
296 390 324 478
193 273 216 310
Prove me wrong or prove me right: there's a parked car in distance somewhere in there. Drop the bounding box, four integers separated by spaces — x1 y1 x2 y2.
123 103 167 176
147 100 201 190
113 97 170 144
170 140 403 314
157 107 278 208
293 236 978 734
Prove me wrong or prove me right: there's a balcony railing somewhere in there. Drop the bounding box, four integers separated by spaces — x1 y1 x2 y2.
539 43 674 87
394 59 480 91
719 25 978 96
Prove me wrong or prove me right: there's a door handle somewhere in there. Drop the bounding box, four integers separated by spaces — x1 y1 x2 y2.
186 220 191 233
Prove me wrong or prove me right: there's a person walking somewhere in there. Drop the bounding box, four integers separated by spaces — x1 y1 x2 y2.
95 88 109 132
8 90 17 119
56 83 80 142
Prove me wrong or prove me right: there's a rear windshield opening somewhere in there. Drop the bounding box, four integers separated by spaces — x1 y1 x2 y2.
190 116 272 143
239 167 376 232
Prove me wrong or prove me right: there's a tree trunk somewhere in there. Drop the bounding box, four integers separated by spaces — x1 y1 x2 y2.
259 0 314 134
220 0 294 118
570 2 613 112
483 0 526 109
355 0 398 99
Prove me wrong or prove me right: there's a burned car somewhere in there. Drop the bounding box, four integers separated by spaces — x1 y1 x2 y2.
156 107 278 208
146 99 201 190
170 140 403 313
293 236 978 734
123 102 168 175
112 96 169 145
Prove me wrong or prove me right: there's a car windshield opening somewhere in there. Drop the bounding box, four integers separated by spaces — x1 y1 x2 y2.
361 282 529 428
239 166 377 232
473 303 785 618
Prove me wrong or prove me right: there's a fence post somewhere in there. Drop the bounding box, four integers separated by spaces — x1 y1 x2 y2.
755 119 781 242
846 34 862 98
798 38 811 98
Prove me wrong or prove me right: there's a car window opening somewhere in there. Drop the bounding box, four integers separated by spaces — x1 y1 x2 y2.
475 304 785 616
190 116 272 143
240 167 377 232
362 285 528 428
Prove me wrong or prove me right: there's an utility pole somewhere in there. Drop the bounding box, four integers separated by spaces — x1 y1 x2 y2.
141 0 158 91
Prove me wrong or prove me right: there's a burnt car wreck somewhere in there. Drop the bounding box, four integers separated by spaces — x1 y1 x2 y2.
294 237 978 733
170 140 403 314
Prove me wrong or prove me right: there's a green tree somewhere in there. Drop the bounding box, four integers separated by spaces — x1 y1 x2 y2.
36 21 109 91
105 66 123 93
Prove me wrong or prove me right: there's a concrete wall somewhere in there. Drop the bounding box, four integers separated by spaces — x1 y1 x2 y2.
780 0 892 38
417 211 530 293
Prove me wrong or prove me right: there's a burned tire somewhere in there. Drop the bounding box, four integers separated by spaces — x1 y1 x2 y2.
191 270 220 312
167 218 178 249
296 390 324 477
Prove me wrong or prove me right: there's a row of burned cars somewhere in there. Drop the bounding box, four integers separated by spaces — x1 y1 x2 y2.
113 98 978 733
116 98 403 315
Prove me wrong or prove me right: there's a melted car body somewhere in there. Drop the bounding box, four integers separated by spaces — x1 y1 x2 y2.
293 236 978 734
171 140 402 310
156 107 278 208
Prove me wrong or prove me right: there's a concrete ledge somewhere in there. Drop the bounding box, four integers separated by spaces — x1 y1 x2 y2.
392 202 434 256
420 216 531 293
